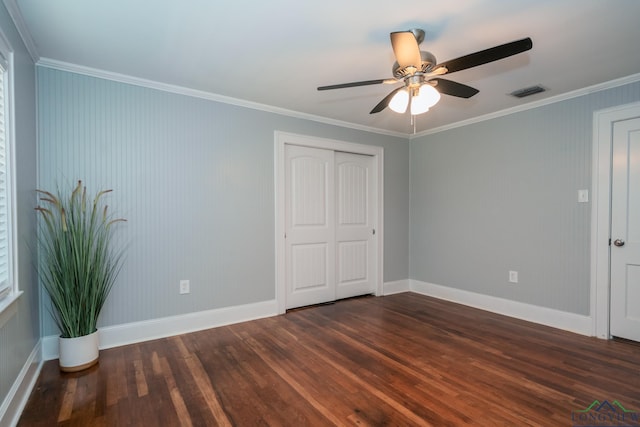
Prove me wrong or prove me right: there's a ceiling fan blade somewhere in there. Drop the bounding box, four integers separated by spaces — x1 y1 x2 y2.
390 31 422 69
431 78 479 98
318 79 391 91
370 87 404 114
435 37 532 74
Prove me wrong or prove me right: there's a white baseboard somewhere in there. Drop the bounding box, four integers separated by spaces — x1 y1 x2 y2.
0 340 42 427
41 280 593 361
383 279 411 295
410 280 593 336
42 299 279 360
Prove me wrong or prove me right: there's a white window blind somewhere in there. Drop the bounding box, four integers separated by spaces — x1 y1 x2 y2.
0 59 10 301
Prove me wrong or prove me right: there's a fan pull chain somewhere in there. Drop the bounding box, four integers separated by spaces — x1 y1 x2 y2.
409 88 417 134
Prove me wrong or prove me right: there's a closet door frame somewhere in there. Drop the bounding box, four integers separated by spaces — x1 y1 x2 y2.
275 131 384 314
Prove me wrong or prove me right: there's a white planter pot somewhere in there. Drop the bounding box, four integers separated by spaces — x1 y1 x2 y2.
59 330 99 372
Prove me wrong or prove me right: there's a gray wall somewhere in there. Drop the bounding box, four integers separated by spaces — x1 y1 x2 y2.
0 1 39 413
410 80 640 315
37 68 410 335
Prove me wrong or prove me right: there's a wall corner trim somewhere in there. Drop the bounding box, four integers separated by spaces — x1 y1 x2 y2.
410 280 593 336
3 0 40 61
383 279 410 295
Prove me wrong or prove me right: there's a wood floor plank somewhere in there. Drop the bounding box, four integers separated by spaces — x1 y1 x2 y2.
159 355 193 427
104 347 128 407
171 335 233 426
235 317 417 424
56 377 76 422
241 333 347 426
282 307 473 425
18 293 640 426
132 359 148 398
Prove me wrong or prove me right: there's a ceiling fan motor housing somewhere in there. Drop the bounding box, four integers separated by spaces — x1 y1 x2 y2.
392 51 436 79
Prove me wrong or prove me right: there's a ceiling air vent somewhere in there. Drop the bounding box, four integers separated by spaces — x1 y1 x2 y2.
510 85 546 98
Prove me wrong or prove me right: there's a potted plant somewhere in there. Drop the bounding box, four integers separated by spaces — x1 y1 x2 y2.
36 180 126 372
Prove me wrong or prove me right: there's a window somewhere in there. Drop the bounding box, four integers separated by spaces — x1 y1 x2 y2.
0 29 17 318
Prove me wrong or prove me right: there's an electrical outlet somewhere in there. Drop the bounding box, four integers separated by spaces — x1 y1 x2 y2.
509 271 518 283
179 280 190 294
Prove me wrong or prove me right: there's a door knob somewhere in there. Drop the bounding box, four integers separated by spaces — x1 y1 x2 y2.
613 239 625 247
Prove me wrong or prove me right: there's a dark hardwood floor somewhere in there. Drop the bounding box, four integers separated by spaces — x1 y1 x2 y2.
18 293 640 426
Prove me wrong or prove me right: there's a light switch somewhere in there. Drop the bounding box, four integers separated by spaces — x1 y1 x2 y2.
578 189 589 203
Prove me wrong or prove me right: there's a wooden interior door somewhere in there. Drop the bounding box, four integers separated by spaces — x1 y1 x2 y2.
610 117 640 341
285 144 335 309
284 145 377 310
335 151 376 300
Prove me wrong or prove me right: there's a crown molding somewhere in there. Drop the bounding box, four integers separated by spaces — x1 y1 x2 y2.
411 72 640 139
36 58 408 139
33 57 640 141
3 0 39 61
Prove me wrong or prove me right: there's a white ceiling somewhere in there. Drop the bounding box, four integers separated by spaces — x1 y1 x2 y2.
10 0 640 136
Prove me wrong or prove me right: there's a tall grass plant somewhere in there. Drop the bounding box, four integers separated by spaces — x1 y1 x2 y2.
36 180 126 338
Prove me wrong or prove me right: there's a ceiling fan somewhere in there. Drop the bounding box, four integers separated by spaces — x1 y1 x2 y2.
317 29 533 116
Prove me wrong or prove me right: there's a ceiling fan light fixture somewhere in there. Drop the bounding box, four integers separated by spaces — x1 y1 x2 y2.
410 102 429 116
318 33 533 120
389 89 409 113
411 84 441 115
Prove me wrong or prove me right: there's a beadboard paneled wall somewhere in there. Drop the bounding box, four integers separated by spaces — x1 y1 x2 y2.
37 67 409 335
0 1 39 419
410 80 640 315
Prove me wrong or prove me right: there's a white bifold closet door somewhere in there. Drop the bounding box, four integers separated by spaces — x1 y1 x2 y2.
285 144 376 310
